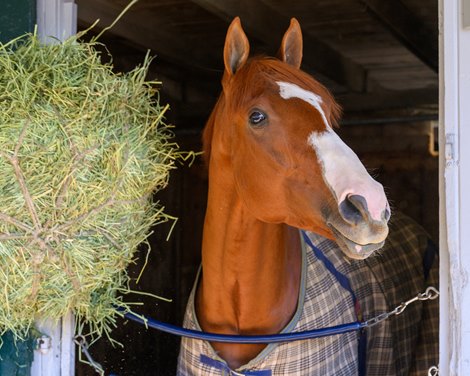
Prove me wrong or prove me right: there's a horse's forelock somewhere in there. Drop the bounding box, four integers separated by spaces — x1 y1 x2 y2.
256 58 342 127
233 58 342 127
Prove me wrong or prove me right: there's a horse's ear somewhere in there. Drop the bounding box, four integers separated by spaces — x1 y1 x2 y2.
223 17 250 76
279 18 303 68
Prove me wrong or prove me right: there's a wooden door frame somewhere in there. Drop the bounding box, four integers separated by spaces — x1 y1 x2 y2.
32 3 77 375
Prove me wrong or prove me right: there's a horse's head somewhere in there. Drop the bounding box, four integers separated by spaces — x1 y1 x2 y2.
203 18 390 259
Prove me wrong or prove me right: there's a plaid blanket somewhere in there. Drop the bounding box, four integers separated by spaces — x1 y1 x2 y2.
177 213 438 375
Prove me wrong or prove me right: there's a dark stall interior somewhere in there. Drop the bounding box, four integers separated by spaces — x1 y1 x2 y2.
74 1 438 375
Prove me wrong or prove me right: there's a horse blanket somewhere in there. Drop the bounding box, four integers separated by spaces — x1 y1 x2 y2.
177 213 438 375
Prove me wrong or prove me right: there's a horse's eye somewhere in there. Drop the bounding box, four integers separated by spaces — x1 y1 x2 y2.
249 110 267 126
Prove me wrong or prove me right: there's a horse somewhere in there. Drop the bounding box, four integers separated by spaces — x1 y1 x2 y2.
178 17 438 376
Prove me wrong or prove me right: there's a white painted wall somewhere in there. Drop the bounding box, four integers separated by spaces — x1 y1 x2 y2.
30 314 75 376
440 0 470 374
37 0 77 43
33 2 77 375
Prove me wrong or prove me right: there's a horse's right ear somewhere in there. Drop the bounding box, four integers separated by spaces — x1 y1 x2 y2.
279 18 303 68
223 17 250 76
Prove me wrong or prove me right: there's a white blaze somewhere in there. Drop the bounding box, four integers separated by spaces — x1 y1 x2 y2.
308 131 387 221
277 81 387 222
277 81 331 129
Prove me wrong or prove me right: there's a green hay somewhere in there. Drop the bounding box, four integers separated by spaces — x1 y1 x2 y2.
0 32 184 341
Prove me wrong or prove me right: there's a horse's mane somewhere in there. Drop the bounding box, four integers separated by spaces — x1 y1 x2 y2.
202 94 223 166
202 57 342 166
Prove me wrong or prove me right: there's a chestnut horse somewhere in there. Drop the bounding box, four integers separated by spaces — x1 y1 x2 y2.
179 17 395 374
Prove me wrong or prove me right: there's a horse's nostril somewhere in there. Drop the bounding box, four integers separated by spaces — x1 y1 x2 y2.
384 208 391 221
338 195 369 225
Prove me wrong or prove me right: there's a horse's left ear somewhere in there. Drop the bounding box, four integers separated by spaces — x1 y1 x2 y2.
224 17 250 76
279 18 303 68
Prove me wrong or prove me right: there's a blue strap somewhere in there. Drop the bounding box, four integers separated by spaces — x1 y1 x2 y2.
301 232 358 302
301 231 367 376
423 239 437 281
200 355 272 376
358 329 367 376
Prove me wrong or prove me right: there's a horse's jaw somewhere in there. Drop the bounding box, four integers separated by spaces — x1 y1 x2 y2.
328 224 386 260
324 211 389 259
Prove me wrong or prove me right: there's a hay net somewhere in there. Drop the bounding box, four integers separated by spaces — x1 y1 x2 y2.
0 33 180 341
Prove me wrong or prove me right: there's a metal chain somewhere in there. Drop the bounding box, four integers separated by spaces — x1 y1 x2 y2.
364 286 439 328
74 335 104 375
428 365 439 375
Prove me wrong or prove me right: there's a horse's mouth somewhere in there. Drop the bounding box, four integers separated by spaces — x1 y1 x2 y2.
328 225 384 260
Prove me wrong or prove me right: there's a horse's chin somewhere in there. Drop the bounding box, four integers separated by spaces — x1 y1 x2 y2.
328 225 385 260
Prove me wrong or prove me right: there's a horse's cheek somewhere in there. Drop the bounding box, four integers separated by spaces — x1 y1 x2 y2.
232 161 284 221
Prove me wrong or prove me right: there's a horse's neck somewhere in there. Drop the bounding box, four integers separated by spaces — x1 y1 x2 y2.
196 160 301 337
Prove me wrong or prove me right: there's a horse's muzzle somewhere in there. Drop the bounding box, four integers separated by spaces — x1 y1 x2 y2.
327 194 390 259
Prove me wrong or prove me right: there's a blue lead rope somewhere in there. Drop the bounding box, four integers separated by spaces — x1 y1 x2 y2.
121 309 363 343
117 310 362 376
